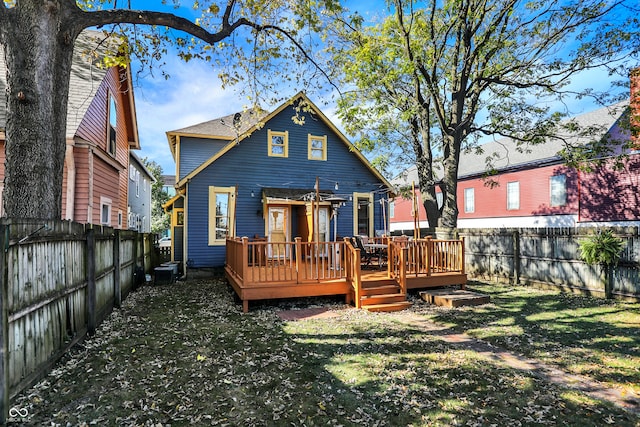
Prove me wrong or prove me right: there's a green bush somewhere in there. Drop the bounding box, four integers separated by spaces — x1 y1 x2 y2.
578 229 624 267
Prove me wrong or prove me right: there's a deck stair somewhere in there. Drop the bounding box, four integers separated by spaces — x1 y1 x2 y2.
359 278 412 312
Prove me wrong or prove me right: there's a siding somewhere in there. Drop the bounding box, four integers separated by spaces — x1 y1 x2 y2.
178 137 229 180
457 164 579 220
73 146 91 223
75 66 130 228
186 104 389 268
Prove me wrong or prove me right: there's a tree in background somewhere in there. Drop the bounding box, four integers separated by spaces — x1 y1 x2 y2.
142 158 171 236
0 0 338 219
332 0 639 228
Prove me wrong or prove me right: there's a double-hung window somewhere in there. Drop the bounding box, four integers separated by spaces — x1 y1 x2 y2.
507 181 520 210
550 175 567 207
268 130 288 157
308 134 327 160
464 188 475 213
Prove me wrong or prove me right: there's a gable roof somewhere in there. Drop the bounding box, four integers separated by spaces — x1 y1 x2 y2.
130 151 157 182
1 30 139 148
392 101 629 187
167 92 394 191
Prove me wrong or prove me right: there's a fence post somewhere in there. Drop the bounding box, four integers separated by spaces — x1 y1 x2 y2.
513 230 521 285
113 230 121 308
86 226 96 335
0 224 9 424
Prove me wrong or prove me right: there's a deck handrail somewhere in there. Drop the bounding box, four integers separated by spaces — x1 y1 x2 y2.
226 237 348 285
343 237 362 308
389 237 465 278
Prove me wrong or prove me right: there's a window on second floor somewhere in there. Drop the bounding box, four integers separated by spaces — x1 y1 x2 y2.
107 93 117 156
389 201 395 218
550 174 567 207
507 181 520 210
464 188 475 213
268 130 288 157
308 134 327 160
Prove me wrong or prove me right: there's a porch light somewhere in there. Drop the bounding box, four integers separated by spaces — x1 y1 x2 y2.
334 182 339 191
251 190 255 197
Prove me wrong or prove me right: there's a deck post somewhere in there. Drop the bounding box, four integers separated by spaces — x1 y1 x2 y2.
425 237 432 276
241 237 249 283
295 237 302 284
399 247 408 295
354 248 362 308
460 236 466 290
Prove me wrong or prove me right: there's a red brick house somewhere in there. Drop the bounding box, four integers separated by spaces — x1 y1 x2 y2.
391 75 639 231
0 31 139 226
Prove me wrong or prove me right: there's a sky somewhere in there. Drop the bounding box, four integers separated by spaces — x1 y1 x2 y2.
128 1 632 179
130 0 387 177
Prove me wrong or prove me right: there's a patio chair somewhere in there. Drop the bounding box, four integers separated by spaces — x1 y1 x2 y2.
353 236 374 269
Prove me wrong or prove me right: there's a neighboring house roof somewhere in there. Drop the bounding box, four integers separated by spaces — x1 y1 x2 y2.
392 101 629 187
0 30 139 148
130 151 157 183
166 91 394 191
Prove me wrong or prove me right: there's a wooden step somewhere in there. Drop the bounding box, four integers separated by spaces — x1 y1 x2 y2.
360 283 400 296
361 293 407 306
363 301 413 312
419 289 490 308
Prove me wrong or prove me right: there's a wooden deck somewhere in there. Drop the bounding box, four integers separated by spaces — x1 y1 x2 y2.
225 237 467 312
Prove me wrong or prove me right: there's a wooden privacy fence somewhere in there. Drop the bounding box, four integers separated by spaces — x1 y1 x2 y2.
459 226 640 299
0 219 154 423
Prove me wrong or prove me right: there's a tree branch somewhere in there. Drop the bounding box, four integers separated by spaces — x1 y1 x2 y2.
72 5 340 94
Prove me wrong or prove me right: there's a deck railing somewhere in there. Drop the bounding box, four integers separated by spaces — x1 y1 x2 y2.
226 237 348 286
389 237 465 278
227 236 465 292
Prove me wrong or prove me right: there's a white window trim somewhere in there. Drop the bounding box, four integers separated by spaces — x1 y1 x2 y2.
507 181 520 210
100 196 112 226
550 174 567 207
464 188 475 213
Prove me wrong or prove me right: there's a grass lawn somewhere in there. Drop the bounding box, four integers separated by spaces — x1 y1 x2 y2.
11 279 640 426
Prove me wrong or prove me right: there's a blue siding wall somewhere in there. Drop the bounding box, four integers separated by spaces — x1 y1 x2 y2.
185 104 390 268
179 137 229 180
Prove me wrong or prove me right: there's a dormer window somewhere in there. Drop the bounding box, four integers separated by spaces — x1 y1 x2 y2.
107 93 117 156
268 130 288 157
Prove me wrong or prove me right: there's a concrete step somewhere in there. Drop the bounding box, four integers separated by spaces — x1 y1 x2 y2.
363 301 413 312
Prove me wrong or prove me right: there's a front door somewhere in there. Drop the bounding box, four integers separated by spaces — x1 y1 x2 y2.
267 206 290 258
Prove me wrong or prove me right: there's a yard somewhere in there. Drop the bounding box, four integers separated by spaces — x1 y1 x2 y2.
10 279 640 426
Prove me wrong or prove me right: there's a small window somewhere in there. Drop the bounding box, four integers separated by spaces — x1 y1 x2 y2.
268 130 288 157
550 175 567 207
117 210 123 228
464 188 475 213
436 191 444 208
107 93 117 156
507 181 520 210
389 201 395 218
100 196 112 226
308 134 327 160
135 170 140 197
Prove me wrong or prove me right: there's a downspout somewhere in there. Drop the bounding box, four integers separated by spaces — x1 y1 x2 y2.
65 142 76 220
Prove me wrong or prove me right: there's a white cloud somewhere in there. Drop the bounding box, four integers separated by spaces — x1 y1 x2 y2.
133 56 246 175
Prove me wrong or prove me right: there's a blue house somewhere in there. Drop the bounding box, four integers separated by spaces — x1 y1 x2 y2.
164 92 394 275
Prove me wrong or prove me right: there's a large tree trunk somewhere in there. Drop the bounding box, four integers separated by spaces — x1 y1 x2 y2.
439 134 461 228
2 4 78 219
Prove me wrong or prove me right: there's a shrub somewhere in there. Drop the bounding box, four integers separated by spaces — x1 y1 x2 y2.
578 229 624 267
